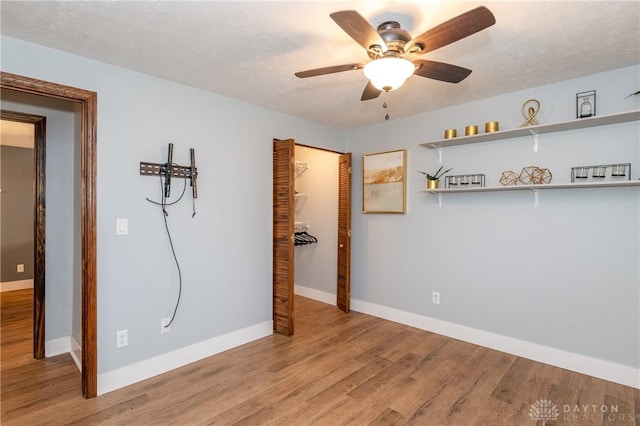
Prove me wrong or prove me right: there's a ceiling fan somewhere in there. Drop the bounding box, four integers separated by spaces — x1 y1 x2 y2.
295 6 496 101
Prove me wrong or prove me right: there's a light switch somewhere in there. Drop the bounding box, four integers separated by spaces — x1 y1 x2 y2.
116 218 128 236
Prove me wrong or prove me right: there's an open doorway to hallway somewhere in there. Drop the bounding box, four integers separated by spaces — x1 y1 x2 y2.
1 72 97 397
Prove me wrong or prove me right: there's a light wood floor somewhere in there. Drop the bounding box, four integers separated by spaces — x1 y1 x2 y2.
2 289 638 425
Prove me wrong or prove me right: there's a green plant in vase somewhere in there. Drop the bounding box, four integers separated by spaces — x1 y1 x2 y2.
418 166 452 189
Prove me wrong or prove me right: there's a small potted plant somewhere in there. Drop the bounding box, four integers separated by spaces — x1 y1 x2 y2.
418 166 452 189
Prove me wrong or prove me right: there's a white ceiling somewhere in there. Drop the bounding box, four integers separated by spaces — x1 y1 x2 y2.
1 1 638 129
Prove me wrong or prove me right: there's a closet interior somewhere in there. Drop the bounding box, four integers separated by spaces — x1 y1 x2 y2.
293 145 340 303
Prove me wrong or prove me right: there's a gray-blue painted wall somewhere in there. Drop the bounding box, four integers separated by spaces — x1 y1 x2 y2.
0 145 34 282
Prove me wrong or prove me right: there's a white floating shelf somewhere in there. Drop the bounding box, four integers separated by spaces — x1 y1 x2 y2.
422 180 640 207
420 180 640 194
420 110 640 149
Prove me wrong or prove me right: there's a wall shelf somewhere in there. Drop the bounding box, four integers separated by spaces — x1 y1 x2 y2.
420 110 640 149
422 180 640 194
421 180 640 207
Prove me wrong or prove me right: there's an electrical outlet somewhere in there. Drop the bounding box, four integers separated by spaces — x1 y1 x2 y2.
116 329 128 348
17 264 24 273
432 291 441 305
161 318 171 334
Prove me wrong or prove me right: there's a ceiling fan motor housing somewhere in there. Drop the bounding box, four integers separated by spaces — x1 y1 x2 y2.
371 21 416 57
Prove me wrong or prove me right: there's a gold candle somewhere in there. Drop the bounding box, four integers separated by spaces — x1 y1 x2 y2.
465 125 478 136
444 128 457 139
485 121 499 132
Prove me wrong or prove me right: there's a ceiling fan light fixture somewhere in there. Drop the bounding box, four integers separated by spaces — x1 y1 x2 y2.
363 57 415 92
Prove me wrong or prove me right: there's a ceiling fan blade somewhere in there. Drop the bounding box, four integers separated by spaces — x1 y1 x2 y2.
330 10 387 53
295 63 364 78
413 60 472 83
406 6 496 55
361 80 381 101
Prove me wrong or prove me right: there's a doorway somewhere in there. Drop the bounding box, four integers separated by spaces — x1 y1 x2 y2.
0 112 45 358
0 72 97 398
272 138 351 335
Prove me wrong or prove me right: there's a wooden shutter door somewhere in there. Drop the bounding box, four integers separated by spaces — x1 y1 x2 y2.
272 138 295 335
337 153 352 313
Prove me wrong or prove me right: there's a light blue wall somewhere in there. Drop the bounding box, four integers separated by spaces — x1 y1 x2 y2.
1 35 345 374
346 65 640 368
2 33 637 379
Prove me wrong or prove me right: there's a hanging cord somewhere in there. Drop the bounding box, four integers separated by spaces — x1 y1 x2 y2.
155 171 182 328
146 176 187 208
146 168 195 217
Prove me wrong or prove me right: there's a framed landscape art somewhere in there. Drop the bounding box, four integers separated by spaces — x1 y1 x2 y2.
362 149 406 214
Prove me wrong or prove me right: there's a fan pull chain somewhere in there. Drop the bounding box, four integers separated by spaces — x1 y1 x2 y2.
382 99 389 120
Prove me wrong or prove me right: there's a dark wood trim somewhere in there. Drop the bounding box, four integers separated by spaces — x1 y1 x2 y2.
1 72 98 398
0 110 46 359
33 118 46 360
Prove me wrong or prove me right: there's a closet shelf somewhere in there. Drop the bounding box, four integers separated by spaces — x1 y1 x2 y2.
420 110 640 149
295 161 308 177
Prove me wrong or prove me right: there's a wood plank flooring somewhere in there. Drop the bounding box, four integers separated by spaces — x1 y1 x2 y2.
2 289 638 425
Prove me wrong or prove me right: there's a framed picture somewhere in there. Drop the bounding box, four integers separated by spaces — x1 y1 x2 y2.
576 90 596 118
362 149 406 214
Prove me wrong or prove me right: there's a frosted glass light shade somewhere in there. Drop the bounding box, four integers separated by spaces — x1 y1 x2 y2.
363 57 415 91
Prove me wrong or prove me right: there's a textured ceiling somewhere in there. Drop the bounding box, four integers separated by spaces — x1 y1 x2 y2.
1 1 639 129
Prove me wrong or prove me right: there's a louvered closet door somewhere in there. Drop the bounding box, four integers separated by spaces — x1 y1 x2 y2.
337 153 352 313
273 138 295 335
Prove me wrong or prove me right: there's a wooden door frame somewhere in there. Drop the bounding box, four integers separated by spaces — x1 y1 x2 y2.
273 141 351 333
0 110 46 359
1 72 97 398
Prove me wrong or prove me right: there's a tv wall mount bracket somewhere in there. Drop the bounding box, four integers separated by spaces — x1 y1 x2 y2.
139 143 198 199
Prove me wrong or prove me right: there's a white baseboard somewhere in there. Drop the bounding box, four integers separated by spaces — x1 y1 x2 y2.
350 298 640 389
97 320 273 395
1 279 33 292
70 335 82 372
45 336 70 357
294 285 335 305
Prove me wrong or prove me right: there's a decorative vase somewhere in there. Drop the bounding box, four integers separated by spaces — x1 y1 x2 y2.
485 121 499 132
427 179 439 189
444 129 457 139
